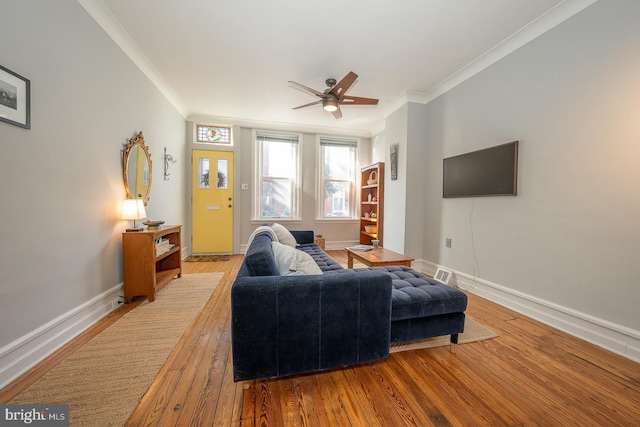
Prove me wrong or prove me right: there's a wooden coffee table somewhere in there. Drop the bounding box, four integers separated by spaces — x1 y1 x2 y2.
345 247 414 268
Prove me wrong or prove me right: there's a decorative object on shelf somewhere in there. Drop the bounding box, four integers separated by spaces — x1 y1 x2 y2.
370 212 377 218
371 239 379 248
122 198 146 232
364 225 377 234
367 170 378 185
154 237 173 256
390 143 398 181
122 132 152 205
0 64 30 129
143 220 165 230
162 147 177 181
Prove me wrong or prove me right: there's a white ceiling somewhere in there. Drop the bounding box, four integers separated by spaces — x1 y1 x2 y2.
81 0 595 136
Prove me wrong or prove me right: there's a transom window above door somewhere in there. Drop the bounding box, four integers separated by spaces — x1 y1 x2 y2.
196 124 232 145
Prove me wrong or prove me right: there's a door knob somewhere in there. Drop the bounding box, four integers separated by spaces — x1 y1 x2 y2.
228 204 232 208
228 197 232 201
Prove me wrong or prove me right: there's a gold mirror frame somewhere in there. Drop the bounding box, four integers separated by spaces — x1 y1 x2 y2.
122 131 152 205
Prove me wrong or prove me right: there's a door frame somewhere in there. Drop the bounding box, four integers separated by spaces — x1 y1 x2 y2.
190 146 239 255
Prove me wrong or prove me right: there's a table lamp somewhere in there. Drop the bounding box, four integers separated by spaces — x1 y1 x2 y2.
122 198 146 232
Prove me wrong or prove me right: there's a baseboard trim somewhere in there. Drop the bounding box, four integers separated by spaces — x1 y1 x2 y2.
0 283 124 389
419 260 640 363
326 240 359 251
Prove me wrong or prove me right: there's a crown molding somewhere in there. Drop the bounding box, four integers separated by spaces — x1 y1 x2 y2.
77 0 190 118
383 0 598 120
423 0 598 105
79 0 597 134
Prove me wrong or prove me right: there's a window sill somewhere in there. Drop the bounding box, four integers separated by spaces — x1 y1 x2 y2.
314 218 359 224
250 219 303 225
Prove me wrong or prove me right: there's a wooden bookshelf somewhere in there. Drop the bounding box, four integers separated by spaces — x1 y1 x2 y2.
360 163 384 245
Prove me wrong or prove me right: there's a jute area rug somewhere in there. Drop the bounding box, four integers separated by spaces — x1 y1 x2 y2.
10 272 223 427
390 317 497 353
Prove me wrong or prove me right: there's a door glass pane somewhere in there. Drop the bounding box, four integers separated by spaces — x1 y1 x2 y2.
216 158 228 189
198 157 210 188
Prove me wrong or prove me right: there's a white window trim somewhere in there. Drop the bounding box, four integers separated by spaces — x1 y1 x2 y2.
252 130 302 221
316 135 360 221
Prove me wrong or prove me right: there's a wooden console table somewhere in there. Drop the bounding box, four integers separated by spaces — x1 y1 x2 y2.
122 225 182 303
345 247 414 268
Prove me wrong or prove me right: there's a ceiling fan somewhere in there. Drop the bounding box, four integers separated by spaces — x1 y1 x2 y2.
288 71 378 119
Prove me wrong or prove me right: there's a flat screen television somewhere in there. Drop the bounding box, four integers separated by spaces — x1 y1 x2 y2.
443 141 518 198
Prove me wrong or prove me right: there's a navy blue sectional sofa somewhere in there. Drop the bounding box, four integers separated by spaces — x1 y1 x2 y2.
231 228 468 382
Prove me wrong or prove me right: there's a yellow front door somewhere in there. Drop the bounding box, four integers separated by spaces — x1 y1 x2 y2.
192 150 234 253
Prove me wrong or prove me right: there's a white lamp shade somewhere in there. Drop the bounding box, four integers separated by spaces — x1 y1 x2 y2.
122 199 147 220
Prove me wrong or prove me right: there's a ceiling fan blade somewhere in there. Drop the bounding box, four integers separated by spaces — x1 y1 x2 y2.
288 80 325 97
292 100 322 110
341 95 379 106
332 105 342 119
330 71 358 100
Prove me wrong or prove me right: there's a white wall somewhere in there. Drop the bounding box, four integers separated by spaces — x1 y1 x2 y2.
0 0 186 382
378 0 640 359
377 105 408 253
430 0 639 330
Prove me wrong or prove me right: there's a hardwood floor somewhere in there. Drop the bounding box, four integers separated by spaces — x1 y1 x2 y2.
2 251 639 426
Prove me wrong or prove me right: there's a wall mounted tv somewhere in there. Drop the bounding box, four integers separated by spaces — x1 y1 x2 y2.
443 141 518 198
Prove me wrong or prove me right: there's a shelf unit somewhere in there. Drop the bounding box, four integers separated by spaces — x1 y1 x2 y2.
360 162 384 246
122 225 182 303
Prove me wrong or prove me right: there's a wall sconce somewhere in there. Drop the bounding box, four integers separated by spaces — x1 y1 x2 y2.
122 198 146 232
162 147 177 181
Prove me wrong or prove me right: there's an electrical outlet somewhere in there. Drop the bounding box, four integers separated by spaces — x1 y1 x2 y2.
445 238 452 248
241 183 249 190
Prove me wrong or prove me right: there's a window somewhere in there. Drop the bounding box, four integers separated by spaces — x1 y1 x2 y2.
196 124 232 145
255 132 300 220
318 137 358 219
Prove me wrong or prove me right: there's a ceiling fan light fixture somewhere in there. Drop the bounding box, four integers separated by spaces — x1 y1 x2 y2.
323 99 338 112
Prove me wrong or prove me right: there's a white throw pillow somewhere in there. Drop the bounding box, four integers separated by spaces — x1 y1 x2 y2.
271 223 297 247
290 249 323 276
272 241 322 276
272 241 297 275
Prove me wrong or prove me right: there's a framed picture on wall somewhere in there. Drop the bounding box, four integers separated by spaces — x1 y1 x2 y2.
0 64 30 129
390 143 398 180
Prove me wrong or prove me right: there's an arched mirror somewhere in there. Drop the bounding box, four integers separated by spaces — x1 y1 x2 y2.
122 131 152 205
